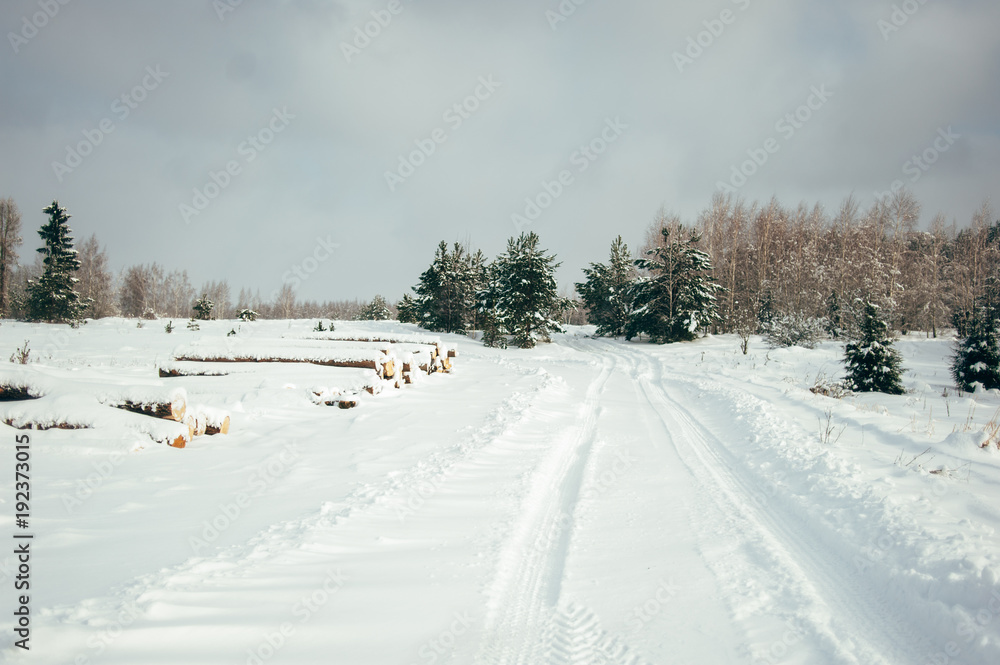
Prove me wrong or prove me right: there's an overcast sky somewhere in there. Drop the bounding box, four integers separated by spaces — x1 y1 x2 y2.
2 0 998 303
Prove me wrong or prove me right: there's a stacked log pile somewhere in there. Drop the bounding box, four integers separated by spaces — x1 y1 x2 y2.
167 333 459 410
0 377 230 449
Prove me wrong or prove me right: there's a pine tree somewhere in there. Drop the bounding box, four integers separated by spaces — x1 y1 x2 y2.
410 242 481 334
193 295 214 320
27 201 85 322
626 224 722 343
575 235 636 337
361 294 391 320
475 260 507 348
396 293 420 324
951 304 1000 392
844 300 905 394
493 232 568 349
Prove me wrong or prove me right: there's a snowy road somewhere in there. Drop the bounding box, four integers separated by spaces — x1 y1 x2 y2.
2 321 999 664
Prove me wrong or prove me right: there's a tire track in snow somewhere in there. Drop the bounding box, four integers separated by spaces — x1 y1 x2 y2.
473 351 651 665
37 372 558 648
606 339 931 664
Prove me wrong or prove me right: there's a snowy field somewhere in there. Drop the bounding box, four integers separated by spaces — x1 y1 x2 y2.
1 319 999 664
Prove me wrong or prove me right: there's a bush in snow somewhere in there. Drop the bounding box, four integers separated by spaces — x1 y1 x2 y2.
844 301 905 395
238 309 258 322
164 321 174 334
9 340 30 364
763 313 827 349
951 305 1000 393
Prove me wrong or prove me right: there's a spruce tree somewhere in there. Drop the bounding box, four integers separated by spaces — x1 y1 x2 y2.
362 294 392 321
626 224 722 343
27 201 85 322
193 295 214 320
476 260 507 349
844 300 905 394
493 232 568 349
951 304 1000 392
575 235 636 337
396 293 420 324
411 242 480 334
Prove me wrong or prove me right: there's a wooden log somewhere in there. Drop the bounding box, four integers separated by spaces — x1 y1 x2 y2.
2 418 89 431
205 414 231 436
0 384 40 402
184 412 207 437
117 395 186 423
174 355 382 373
159 367 229 378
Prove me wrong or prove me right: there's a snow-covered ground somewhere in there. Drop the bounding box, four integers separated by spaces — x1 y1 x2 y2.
1 319 999 664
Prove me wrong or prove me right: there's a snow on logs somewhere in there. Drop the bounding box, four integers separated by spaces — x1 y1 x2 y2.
106 387 187 423
172 341 396 379
298 333 457 374
102 387 230 446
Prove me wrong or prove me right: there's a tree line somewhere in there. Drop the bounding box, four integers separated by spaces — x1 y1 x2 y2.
399 189 999 391
0 198 396 323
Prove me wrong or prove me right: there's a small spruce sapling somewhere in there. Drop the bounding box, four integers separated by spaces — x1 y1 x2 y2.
844 301 905 395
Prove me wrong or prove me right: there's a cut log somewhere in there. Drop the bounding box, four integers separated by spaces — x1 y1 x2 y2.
159 366 229 378
0 384 41 402
3 418 89 431
184 412 207 437
302 334 447 362
116 396 186 423
206 415 231 436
